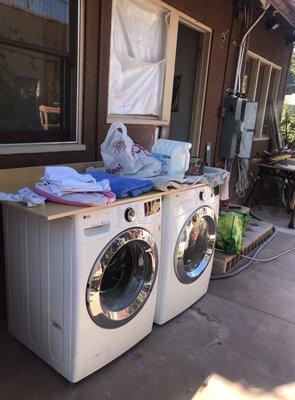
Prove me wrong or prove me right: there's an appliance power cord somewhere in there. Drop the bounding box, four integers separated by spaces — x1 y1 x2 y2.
240 247 295 262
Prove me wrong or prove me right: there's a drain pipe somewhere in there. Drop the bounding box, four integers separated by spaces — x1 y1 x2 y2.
233 0 270 95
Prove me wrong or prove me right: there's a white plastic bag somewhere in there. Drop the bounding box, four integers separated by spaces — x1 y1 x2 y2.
101 123 161 178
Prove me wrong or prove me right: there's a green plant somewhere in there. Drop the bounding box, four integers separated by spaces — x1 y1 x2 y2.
281 104 295 146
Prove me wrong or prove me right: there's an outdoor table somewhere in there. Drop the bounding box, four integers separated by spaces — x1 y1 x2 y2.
246 161 295 228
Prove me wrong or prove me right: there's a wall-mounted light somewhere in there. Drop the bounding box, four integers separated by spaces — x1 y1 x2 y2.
271 22 280 30
266 18 280 31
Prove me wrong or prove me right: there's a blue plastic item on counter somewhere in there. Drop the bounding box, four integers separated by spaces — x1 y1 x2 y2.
88 171 154 198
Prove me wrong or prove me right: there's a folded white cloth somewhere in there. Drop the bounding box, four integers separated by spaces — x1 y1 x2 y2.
147 175 206 191
146 166 230 201
0 188 46 207
41 166 111 196
44 166 95 183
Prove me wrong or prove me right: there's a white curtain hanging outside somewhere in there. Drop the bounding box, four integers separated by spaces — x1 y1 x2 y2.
108 0 169 116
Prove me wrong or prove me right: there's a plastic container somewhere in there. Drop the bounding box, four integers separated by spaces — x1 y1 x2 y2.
152 139 192 179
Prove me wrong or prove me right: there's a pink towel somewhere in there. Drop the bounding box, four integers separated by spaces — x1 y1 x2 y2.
34 186 116 207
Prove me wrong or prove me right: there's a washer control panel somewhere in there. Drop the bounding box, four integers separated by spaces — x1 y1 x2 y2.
199 186 215 202
199 190 206 201
117 198 161 227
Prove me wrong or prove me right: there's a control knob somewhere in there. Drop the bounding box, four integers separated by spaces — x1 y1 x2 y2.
125 207 135 222
199 191 206 201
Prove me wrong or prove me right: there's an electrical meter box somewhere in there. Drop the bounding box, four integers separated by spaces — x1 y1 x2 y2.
242 100 258 131
219 96 243 159
238 101 258 158
219 96 258 159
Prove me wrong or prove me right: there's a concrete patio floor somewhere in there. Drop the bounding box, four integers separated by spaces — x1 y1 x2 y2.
0 229 295 400
251 204 292 231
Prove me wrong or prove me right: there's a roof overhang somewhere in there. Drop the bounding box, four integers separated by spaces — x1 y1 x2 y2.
270 0 295 28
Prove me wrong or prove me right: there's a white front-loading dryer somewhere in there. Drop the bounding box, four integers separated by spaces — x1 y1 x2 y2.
206 184 220 218
154 186 218 325
3 195 161 382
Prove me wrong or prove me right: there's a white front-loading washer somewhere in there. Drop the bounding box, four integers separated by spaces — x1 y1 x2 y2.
3 195 161 382
154 186 219 325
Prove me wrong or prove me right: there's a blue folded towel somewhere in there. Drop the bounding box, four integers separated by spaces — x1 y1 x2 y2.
88 171 154 198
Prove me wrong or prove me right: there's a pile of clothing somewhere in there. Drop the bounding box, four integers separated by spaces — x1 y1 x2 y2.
86 168 153 199
0 187 47 207
34 166 116 206
0 166 117 208
87 166 230 204
0 165 157 207
0 164 230 208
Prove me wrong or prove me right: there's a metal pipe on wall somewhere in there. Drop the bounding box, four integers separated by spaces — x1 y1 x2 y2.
233 0 270 95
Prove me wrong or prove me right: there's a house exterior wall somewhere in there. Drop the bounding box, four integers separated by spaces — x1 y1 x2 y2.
0 0 292 169
164 0 238 161
97 0 292 163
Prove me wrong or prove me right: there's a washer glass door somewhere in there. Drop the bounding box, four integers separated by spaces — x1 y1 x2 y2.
86 228 158 329
174 206 216 284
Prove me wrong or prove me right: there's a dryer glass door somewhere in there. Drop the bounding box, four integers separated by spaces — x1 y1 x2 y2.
174 206 216 284
86 228 158 329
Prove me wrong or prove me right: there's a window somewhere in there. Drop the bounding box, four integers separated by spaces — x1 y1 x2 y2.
0 0 81 144
244 51 282 138
107 0 212 151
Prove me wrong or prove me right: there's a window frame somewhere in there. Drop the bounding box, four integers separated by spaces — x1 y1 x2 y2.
0 0 85 149
245 50 282 140
106 0 212 146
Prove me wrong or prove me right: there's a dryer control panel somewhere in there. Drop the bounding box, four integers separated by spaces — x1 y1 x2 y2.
116 198 161 228
75 197 162 244
199 186 215 202
144 199 161 216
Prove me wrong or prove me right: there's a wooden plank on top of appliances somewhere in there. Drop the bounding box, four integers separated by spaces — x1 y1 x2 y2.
2 185 205 221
